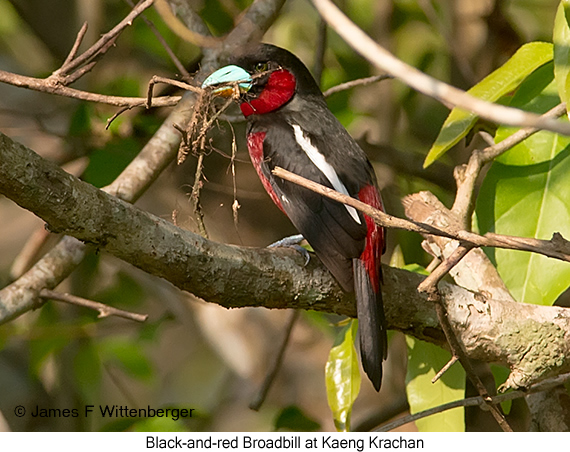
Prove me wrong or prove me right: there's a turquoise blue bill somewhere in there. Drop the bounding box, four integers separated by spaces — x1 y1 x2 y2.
202 65 252 92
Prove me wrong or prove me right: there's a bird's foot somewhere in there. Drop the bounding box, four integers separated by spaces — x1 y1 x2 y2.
268 234 310 266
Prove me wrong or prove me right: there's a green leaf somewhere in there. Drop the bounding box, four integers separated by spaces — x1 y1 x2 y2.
274 405 321 432
99 338 154 381
389 244 406 268
477 66 570 305
424 41 554 168
402 263 430 276
405 336 465 432
325 320 361 432
554 0 570 113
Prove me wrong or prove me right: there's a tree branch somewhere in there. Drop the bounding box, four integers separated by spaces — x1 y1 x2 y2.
0 0 180 108
377 372 570 432
451 103 568 227
0 70 181 107
272 167 570 263
54 0 156 78
1 132 570 390
39 289 148 322
311 0 570 136
0 0 287 325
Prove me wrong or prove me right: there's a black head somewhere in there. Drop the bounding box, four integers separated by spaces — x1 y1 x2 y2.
203 43 325 116
229 43 323 99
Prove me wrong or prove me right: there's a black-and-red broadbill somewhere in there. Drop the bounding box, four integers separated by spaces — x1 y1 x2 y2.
203 44 387 391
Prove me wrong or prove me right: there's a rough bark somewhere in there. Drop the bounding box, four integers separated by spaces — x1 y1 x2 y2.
1 131 570 390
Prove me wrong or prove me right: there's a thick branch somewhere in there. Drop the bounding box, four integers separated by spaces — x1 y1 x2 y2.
1 132 570 389
0 0 287 325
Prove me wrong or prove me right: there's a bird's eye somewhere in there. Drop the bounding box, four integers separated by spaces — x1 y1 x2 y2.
255 62 269 72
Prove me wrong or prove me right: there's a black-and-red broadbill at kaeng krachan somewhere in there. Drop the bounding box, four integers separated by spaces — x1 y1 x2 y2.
203 44 387 391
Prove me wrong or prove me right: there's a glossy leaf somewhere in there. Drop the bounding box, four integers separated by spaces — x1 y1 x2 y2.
405 337 465 432
325 320 361 432
477 64 570 305
554 0 570 113
424 42 554 168
389 243 406 268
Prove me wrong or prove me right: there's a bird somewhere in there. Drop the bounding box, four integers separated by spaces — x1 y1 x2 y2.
202 43 387 391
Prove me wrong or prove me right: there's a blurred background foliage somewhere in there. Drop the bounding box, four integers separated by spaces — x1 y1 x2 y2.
0 0 561 432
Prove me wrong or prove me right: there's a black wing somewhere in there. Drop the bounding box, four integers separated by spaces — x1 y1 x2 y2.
252 116 370 291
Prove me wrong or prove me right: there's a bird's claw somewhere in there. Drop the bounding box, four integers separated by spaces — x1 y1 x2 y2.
268 234 311 266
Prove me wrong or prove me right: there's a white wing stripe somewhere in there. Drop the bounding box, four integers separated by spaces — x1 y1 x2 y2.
292 124 361 224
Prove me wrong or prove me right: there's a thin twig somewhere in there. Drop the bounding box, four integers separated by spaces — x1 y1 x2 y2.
56 0 155 77
191 152 208 238
0 69 181 108
176 90 234 167
61 22 89 68
433 298 513 431
323 74 393 97
451 103 567 225
425 256 441 273
417 244 473 298
146 75 201 109
64 61 98 86
0 1 166 109
377 372 570 432
272 167 570 263
40 289 148 322
249 310 300 411
190 95 234 153
228 122 242 234
432 355 459 384
0 1 193 111
106 106 132 129
177 89 206 164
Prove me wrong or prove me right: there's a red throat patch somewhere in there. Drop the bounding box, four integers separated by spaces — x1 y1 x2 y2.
240 69 296 117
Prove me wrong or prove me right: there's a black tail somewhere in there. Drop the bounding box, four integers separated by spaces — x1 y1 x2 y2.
353 258 387 391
